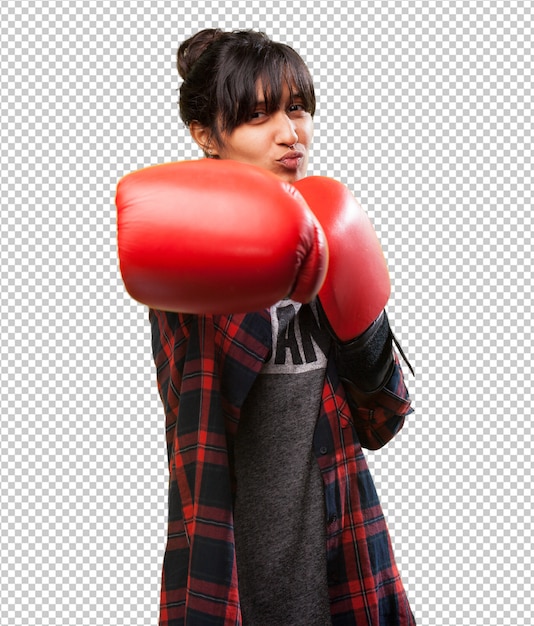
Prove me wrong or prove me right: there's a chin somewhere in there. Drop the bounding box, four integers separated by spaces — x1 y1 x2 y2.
279 170 306 184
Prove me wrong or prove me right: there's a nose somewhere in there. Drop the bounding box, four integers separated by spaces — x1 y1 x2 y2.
275 111 299 146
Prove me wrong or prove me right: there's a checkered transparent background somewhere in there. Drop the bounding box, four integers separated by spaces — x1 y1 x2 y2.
1 0 532 624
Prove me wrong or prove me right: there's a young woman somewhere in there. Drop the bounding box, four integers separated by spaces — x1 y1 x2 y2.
117 28 415 626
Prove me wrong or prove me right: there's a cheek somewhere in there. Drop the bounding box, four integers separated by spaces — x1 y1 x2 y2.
299 118 314 147
306 119 315 144
227 131 267 160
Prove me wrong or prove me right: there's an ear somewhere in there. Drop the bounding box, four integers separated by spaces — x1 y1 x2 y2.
189 122 218 157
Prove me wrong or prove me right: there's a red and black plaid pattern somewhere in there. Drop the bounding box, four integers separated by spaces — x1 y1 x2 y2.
317 358 415 625
150 307 415 625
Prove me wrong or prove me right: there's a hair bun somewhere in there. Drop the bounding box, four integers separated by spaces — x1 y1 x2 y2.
177 28 225 79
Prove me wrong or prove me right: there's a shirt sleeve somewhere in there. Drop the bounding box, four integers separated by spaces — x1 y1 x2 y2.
341 351 414 450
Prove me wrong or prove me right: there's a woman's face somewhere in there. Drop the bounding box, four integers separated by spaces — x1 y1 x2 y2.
211 81 314 183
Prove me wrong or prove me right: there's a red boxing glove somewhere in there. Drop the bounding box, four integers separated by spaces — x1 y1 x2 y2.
116 159 328 314
293 176 390 341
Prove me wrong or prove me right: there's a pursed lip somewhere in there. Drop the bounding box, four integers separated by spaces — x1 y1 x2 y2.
277 150 305 169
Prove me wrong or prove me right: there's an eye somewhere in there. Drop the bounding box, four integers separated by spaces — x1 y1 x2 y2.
248 109 268 123
288 102 307 116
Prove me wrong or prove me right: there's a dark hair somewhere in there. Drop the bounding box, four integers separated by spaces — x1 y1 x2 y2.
177 29 316 145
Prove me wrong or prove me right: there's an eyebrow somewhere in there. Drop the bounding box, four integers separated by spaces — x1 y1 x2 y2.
254 93 304 107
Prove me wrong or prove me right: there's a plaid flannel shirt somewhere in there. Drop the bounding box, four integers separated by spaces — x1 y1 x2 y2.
150 306 415 626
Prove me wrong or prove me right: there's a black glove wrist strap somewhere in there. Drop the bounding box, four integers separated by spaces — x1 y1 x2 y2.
317 301 414 394
333 310 395 393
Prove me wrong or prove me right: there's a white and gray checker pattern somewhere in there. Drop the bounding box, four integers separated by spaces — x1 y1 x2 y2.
1 1 532 624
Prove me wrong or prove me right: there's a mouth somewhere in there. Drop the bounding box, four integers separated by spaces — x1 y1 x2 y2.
277 150 305 171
